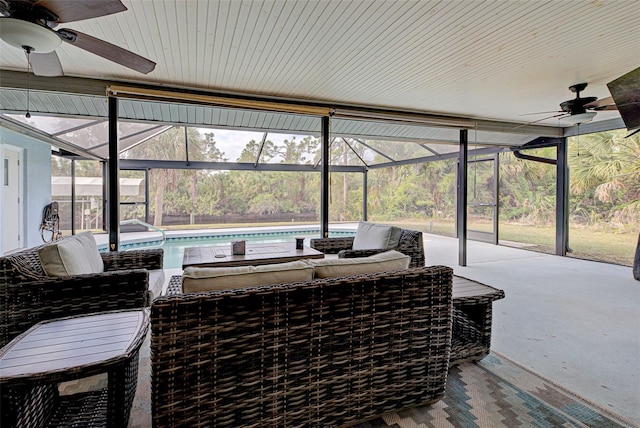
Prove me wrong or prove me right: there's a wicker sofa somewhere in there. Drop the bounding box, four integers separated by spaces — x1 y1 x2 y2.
310 224 425 268
151 264 453 428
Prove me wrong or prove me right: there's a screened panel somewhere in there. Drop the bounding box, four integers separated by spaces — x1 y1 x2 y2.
330 139 370 166
498 149 556 253
567 129 639 266
329 172 363 222
7 114 100 135
121 127 188 161
254 134 320 165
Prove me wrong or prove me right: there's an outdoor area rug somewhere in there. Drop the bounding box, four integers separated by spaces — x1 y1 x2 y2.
353 352 638 428
64 337 636 428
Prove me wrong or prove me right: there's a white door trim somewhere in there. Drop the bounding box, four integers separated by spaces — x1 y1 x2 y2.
1 144 24 254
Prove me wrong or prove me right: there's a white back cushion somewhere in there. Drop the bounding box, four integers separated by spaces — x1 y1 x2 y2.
309 250 410 279
39 231 104 276
352 222 393 250
181 260 314 293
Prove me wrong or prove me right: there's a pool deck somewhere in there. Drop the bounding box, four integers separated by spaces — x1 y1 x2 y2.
95 225 639 423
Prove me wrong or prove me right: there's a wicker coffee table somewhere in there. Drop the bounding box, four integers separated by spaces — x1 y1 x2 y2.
182 242 324 269
0 309 149 427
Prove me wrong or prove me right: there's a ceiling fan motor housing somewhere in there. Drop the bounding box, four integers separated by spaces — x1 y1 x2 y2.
0 18 61 52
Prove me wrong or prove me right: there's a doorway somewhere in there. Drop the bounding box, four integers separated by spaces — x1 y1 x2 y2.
2 146 23 253
467 154 499 244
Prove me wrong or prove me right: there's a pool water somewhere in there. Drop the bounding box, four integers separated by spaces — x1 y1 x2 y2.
119 229 354 269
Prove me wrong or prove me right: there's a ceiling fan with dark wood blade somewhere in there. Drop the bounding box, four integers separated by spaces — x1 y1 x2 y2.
519 83 618 127
0 0 156 76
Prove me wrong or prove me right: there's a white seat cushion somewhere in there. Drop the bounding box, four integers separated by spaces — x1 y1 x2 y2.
39 231 104 276
181 260 314 293
148 269 166 299
309 250 410 279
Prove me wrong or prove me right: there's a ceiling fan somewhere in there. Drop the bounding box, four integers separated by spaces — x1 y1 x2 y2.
521 82 617 126
0 0 156 76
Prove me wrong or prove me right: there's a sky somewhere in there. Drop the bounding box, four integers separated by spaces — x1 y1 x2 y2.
198 128 316 161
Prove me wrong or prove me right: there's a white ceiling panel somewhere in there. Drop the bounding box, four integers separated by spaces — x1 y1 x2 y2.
0 0 633 167
0 0 637 129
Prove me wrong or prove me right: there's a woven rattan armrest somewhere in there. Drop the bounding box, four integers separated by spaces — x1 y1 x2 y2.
309 237 355 254
338 248 388 258
0 270 150 347
165 275 182 296
101 249 164 271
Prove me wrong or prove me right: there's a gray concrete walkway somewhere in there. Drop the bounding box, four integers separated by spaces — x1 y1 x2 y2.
424 233 640 424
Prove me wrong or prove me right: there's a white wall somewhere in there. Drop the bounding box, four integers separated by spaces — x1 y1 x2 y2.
0 126 52 249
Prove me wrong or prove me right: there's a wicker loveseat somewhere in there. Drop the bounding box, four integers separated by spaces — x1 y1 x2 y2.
310 224 425 268
0 234 163 348
151 264 453 428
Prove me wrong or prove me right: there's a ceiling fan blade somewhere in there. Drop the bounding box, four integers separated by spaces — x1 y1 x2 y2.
34 0 127 23
26 50 63 77
518 110 562 116
515 113 568 129
58 29 156 74
584 96 618 111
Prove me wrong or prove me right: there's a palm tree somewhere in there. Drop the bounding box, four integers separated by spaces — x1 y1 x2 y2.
569 130 640 224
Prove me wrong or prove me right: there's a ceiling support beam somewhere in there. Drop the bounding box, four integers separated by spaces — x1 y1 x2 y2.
1 70 566 137
368 146 508 169
0 114 102 160
70 159 76 235
563 118 625 137
353 138 394 162
254 132 268 168
107 97 120 251
321 116 330 238
341 138 369 167
51 119 105 137
457 130 468 267
362 170 368 221
556 137 569 256
513 137 563 164
0 70 109 95
119 159 364 173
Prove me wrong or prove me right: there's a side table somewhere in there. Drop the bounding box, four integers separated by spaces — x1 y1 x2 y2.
0 309 149 427
450 275 505 366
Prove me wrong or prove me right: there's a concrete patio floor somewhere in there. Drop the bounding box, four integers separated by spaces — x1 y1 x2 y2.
424 233 640 424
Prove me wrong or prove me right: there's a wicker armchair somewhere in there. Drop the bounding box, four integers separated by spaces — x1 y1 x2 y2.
0 239 163 348
0 237 162 427
310 226 425 268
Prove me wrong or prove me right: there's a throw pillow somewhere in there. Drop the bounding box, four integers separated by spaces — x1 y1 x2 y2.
39 231 104 276
181 260 314 293
309 250 410 279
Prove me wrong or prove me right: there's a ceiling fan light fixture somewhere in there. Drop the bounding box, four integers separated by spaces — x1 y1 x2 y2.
558 111 596 126
0 18 61 53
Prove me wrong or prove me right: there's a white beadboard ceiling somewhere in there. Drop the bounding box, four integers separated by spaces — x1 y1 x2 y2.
0 0 639 127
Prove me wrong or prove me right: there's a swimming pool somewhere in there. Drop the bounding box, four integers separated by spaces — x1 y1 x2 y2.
110 228 355 269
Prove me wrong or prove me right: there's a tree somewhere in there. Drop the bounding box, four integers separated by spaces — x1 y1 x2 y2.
124 127 206 226
569 130 640 225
